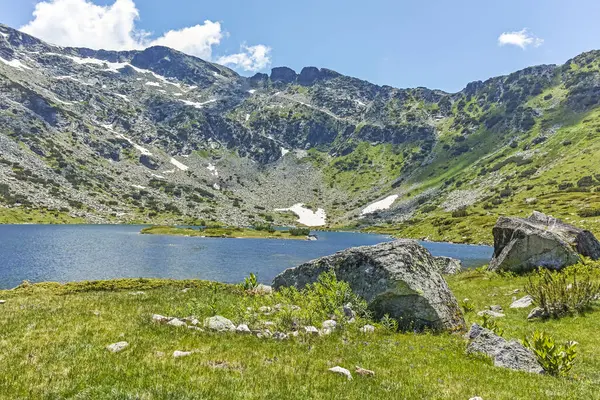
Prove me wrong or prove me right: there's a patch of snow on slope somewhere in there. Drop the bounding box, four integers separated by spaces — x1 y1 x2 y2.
207 163 218 176
131 185 146 190
170 158 189 171
0 57 31 70
173 93 183 96
114 93 130 102
180 99 216 109
213 183 221 190
281 147 290 156
145 81 161 87
275 204 327 227
361 195 399 215
248 89 256 94
245 114 250 121
115 133 153 156
0 32 8 39
53 97 73 105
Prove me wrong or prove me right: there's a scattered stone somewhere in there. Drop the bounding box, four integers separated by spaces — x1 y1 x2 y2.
360 325 375 334
173 351 192 358
0 300 6 304
273 332 289 340
328 366 353 380
258 306 272 313
527 307 549 320
321 328 333 336
106 342 129 353
167 318 187 327
489 305 503 313
204 316 236 332
488 211 600 273
466 324 543 374
510 295 534 309
190 319 200 326
181 288 191 293
256 329 272 339
152 314 171 323
477 310 505 318
273 240 465 331
236 324 252 334
343 303 356 319
188 326 203 331
290 331 300 337
322 320 337 330
355 366 375 377
255 284 273 295
433 256 463 275
304 326 320 335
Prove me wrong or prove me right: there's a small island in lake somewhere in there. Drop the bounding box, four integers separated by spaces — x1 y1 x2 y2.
140 225 314 240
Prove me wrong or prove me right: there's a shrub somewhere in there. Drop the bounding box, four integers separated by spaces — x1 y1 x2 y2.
461 298 475 313
525 265 600 318
452 207 468 218
523 331 578 377
380 314 399 332
254 223 276 233
241 273 259 291
288 227 311 236
481 314 504 336
578 208 600 218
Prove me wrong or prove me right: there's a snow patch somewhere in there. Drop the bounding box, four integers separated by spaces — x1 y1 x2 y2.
151 174 166 180
213 183 221 190
248 89 256 94
0 57 31 70
361 195 399 215
114 93 130 102
180 99 216 109
53 97 73 105
245 113 250 122
207 163 218 176
170 158 189 171
281 147 290 156
275 204 327 227
131 185 146 190
115 133 153 156
145 81 161 87
173 93 183 96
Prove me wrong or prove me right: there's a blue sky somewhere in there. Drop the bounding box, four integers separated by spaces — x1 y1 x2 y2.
2 0 600 92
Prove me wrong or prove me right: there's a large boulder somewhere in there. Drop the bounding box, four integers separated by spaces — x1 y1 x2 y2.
272 240 465 332
433 256 463 275
488 211 600 273
466 324 543 374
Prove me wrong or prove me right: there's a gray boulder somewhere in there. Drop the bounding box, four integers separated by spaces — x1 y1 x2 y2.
433 256 463 275
466 324 543 374
204 316 235 332
488 211 600 273
510 295 534 309
272 240 465 331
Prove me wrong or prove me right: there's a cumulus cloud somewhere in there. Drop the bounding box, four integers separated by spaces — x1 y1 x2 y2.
19 0 271 71
217 44 272 72
498 28 544 49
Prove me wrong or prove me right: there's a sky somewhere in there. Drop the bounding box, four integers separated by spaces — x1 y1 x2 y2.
1 0 600 92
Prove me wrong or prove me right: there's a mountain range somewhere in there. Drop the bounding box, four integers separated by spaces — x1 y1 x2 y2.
1 23 600 243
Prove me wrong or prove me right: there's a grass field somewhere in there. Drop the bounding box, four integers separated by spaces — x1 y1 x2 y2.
1 271 599 399
140 226 309 240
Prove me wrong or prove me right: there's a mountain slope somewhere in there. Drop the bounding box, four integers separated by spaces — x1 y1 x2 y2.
1 23 600 241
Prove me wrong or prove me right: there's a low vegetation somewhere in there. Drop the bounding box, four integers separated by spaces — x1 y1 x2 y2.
140 225 311 240
1 267 600 399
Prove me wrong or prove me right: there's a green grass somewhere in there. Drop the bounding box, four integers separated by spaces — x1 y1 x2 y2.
140 225 308 240
1 273 599 399
0 207 85 224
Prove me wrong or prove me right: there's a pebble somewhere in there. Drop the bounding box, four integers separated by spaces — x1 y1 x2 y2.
328 366 352 380
0 300 6 304
173 351 192 358
106 342 129 353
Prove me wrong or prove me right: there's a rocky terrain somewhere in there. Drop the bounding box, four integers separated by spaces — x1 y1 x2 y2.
2 24 600 235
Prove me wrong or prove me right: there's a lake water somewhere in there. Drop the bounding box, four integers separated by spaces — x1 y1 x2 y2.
0 225 493 289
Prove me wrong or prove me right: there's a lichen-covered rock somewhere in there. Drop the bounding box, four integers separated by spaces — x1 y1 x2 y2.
510 295 534 309
106 341 129 353
273 240 465 331
466 324 543 374
488 211 600 273
433 256 463 275
204 316 235 332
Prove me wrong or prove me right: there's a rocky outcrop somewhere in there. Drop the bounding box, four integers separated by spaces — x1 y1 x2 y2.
272 240 465 331
433 256 462 275
488 211 600 273
466 324 543 374
270 67 297 84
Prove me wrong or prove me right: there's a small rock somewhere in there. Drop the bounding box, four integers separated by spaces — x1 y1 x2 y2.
236 324 252 334
106 342 129 353
469 397 483 400
152 314 171 323
0 300 6 304
328 366 352 380
360 325 375 334
204 316 236 332
273 332 289 340
343 303 356 319
355 366 375 377
167 318 187 327
258 306 272 313
510 295 534 309
173 350 192 358
290 331 300 337
527 307 548 320
304 326 320 335
256 329 272 339
181 288 190 293
322 320 337 330
191 319 200 326
477 310 505 318
255 284 273 294
489 305 503 312
129 291 145 296
321 328 333 336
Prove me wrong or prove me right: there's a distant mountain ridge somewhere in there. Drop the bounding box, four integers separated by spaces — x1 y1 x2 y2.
1 23 600 242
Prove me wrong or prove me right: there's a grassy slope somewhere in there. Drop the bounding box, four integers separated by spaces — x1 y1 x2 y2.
0 275 598 399
140 226 308 240
0 207 85 224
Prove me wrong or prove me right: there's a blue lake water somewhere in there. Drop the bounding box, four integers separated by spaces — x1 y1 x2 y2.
0 225 493 289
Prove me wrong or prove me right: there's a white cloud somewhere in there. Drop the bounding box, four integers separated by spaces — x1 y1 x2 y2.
217 44 272 72
498 28 543 49
19 0 271 71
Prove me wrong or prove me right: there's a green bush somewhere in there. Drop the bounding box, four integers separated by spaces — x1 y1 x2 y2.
578 208 600 218
452 208 468 218
288 227 311 236
254 223 276 233
481 314 504 336
241 273 259 291
525 265 600 318
380 314 398 332
523 331 578 377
